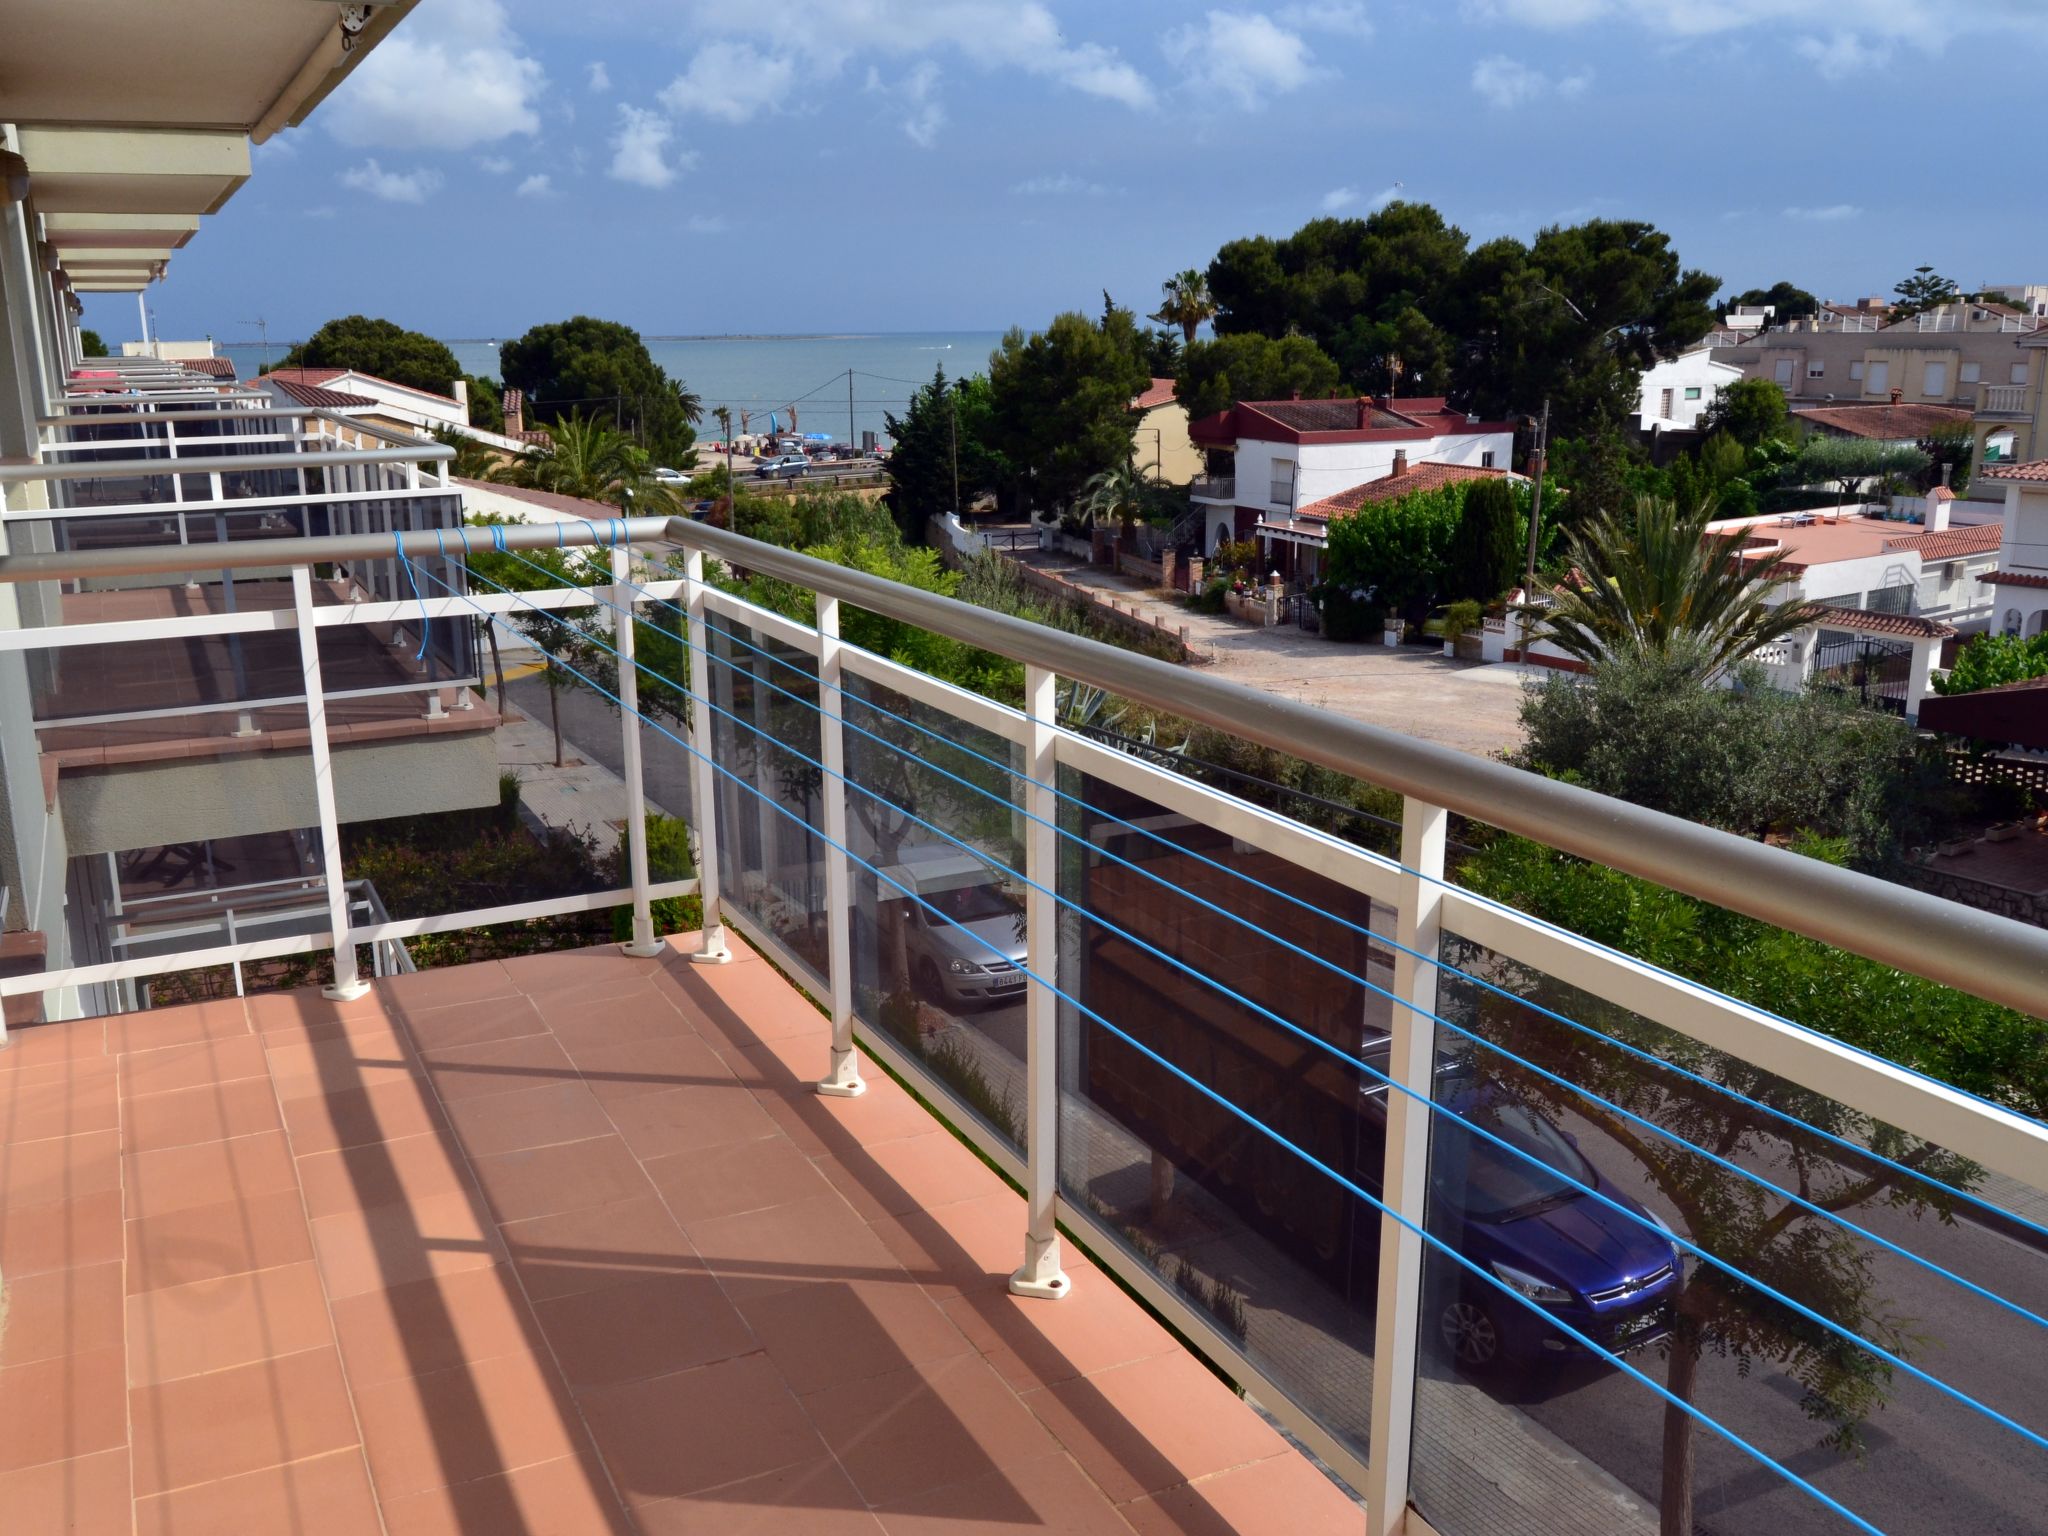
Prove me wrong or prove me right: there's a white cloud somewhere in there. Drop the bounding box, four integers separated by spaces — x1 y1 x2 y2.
1795 31 1889 79
324 0 544 151
253 134 298 162
678 0 1153 109
588 61 612 92
1012 172 1110 196
661 42 799 122
609 105 689 188
1320 183 1399 213
1471 54 1590 107
1465 0 2003 57
478 155 514 174
1163 11 1318 110
516 173 553 197
304 205 338 220
1784 203 1860 221
688 214 730 234
339 159 444 204
1279 1 1374 37
896 61 945 147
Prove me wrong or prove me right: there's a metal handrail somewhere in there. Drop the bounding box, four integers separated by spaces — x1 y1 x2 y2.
0 441 455 483
0 513 2044 1015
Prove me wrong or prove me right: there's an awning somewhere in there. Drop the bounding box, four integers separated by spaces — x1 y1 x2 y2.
1254 519 1328 550
1918 674 2048 749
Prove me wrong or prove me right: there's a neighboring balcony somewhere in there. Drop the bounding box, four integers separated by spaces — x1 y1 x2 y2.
1190 473 1237 503
1980 383 2031 419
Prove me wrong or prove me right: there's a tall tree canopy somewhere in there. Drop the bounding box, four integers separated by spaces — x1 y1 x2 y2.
1174 333 1341 419
276 315 464 397
79 329 109 358
987 306 1151 511
883 365 1008 533
1724 282 1818 321
500 316 701 466
1150 269 1217 345
1892 265 1961 317
1696 377 1789 448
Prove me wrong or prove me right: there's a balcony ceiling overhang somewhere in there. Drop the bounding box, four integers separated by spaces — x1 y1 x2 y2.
58 247 178 266
14 127 251 216
0 1 419 142
72 279 151 293
41 213 199 251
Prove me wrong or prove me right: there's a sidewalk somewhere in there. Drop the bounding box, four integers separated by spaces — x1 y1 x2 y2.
493 694 669 861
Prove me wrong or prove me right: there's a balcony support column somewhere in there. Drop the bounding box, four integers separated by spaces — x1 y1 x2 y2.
814 594 863 1096
292 563 369 1001
684 548 732 965
1365 796 1447 1536
612 544 663 958
1010 664 1069 1300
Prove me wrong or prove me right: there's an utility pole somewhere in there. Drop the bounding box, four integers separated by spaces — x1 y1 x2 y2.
847 368 855 455
1521 397 1550 592
949 392 960 516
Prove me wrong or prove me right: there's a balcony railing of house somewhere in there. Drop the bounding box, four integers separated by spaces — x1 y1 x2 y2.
1190 473 1237 502
1915 312 1960 332
1982 383 2031 417
2001 315 2044 334
1 517 2045 1536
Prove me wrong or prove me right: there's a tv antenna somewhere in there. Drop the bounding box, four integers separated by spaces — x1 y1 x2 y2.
240 317 272 373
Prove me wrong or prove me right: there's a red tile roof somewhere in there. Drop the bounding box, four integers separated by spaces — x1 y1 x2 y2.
1131 377 1177 411
1879 523 2002 561
1984 460 2048 482
1987 570 2048 588
1808 605 1956 639
1297 462 1524 521
1930 486 1956 501
184 356 236 378
264 376 377 410
1791 402 1972 439
1190 395 1514 447
262 366 459 405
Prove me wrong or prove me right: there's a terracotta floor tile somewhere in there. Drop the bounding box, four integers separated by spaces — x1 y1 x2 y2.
0 1447 131 1536
0 1345 127 1474
874 1449 1141 1536
282 1074 447 1155
125 1186 314 1295
297 1128 474 1219
441 1078 616 1158
105 996 248 1055
375 959 519 1013
869 1189 1046 1299
125 1260 332 1386
818 1130 1002 1221
635 1455 885 1535
579 1353 825 1506
118 1034 269 1100
329 1262 542 1388
500 946 661 1004
379 1452 634 1536
0 1261 124 1368
133 1447 384 1536
0 1020 107 1074
470 1134 654 1224
803 1353 1058 1507
685 963 826 1048
797 1069 950 1147
120 1073 281 1153
0 1187 124 1279
1120 1451 1364 1536
536 983 690 1045
0 1126 119 1209
397 993 548 1052
643 1134 834 1226
122 1127 298 1220
938 1283 1182 1393
130 1345 360 1496
1020 1352 1289 1504
533 1270 757 1391
354 1348 588 1501
501 1194 697 1303
266 1028 420 1102
601 1081 781 1161
737 1277 973 1397
0 1058 119 1144
563 1033 733 1103
309 1187 503 1300
420 1033 578 1102
249 992 398 1047
684 1192 904 1303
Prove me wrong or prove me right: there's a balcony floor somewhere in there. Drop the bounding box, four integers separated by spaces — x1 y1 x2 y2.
0 940 1359 1534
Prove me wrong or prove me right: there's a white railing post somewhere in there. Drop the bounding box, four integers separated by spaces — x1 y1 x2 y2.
814 594 864 1097
612 544 662 958
684 547 732 965
1365 795 1448 1536
291 563 369 1001
1011 664 1069 1300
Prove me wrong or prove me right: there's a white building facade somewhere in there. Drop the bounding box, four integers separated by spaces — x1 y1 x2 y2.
1636 349 1742 433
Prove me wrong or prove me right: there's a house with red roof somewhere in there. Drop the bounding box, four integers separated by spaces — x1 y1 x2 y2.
1130 377 1201 487
1184 394 1515 577
258 366 541 456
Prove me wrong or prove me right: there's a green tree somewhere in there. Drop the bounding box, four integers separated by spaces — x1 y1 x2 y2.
430 428 498 481
79 329 108 358
1918 421 1974 495
1322 482 1466 624
883 365 1009 533
463 373 502 431
988 309 1151 513
276 315 462 396
1892 265 1960 318
1725 282 1818 322
1442 476 1524 603
1174 332 1341 419
1150 269 1217 345
1697 377 1789 449
1935 632 2048 696
1077 459 1175 541
1141 329 1182 379
500 315 701 465
1790 437 1932 504
490 412 682 513
1524 497 1808 678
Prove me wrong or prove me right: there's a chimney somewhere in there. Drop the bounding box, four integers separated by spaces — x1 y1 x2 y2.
1357 397 1370 429
503 387 524 437
1392 448 1410 477
1927 488 1952 531
1289 387 1302 400
452 378 468 412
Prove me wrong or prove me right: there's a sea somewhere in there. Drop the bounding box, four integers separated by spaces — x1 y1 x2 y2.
216 331 1007 448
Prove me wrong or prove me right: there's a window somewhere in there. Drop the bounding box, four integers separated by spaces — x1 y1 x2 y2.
1960 362 1981 385
1866 361 1889 393
1269 459 1295 507
1684 386 1703 400
1924 362 1949 397
1773 359 1794 386
1660 388 1675 418
1807 362 1825 379
1850 361 1865 381
1481 450 1497 469
2016 363 2033 386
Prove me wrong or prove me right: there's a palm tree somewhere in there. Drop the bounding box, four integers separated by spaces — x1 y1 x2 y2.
430 428 499 481
1521 496 1809 679
1078 459 1169 542
1150 269 1217 345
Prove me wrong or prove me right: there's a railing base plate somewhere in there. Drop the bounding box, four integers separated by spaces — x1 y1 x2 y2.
322 979 372 1002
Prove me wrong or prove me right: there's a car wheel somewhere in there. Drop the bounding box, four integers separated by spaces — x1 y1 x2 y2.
1440 1295 1504 1371
914 957 947 1003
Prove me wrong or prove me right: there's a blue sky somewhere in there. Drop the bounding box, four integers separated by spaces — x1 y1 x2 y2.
90 0 2048 346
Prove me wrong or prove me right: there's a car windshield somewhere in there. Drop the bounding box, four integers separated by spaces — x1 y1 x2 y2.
920 882 1019 927
1442 1100 1595 1220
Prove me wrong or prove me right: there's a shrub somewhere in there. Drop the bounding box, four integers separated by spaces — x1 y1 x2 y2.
1935 632 2048 696
1312 582 1384 643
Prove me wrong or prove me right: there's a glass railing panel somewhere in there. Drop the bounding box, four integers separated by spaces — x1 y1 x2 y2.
843 664 1028 1157
1408 932 2048 1536
1053 757 1394 1464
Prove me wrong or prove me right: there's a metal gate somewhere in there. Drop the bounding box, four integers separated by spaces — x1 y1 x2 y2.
1812 630 1913 713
